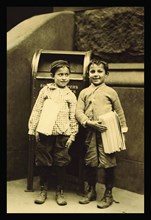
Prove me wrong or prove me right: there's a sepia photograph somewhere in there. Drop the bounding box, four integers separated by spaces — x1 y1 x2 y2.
7 6 144 214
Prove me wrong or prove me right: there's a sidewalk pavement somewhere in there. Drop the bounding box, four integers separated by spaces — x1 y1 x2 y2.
7 177 144 214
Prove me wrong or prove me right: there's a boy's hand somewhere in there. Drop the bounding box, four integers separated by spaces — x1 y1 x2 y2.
29 131 40 142
65 136 74 149
35 131 40 142
86 120 107 132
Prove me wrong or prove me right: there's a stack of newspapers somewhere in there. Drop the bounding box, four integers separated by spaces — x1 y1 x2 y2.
99 111 126 154
36 99 60 136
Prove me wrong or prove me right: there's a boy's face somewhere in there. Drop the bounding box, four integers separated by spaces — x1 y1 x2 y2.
88 63 107 86
54 66 70 88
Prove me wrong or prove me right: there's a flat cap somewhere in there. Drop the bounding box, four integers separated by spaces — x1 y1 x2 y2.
50 60 70 73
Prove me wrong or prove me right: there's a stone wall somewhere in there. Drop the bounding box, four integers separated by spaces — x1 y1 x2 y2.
74 7 144 62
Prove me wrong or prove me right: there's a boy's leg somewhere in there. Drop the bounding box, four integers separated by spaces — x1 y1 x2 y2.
55 166 67 206
97 167 114 208
97 132 116 208
34 135 54 204
34 166 50 204
53 135 71 206
79 131 98 204
79 166 97 204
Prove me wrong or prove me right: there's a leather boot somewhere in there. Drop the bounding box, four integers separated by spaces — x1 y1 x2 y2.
56 185 67 206
97 189 113 209
79 186 96 204
34 186 47 204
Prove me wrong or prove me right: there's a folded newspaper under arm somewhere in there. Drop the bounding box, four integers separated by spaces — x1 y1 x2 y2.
36 99 60 136
99 111 126 154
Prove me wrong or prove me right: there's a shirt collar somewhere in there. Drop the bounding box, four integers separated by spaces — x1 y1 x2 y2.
90 82 106 90
47 83 57 89
47 83 70 94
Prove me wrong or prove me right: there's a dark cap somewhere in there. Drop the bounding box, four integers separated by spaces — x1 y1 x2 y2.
50 60 70 75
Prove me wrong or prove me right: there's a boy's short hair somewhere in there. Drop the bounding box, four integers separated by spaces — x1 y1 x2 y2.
50 60 70 77
87 58 109 75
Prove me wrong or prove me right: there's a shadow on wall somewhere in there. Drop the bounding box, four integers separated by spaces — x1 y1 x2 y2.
7 7 53 31
7 11 75 181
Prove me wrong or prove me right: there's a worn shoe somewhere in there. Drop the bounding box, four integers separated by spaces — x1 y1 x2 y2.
56 189 67 206
79 186 96 204
34 190 47 204
97 190 113 209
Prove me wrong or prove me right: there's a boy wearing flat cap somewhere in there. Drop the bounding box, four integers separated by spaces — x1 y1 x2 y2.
28 60 78 206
